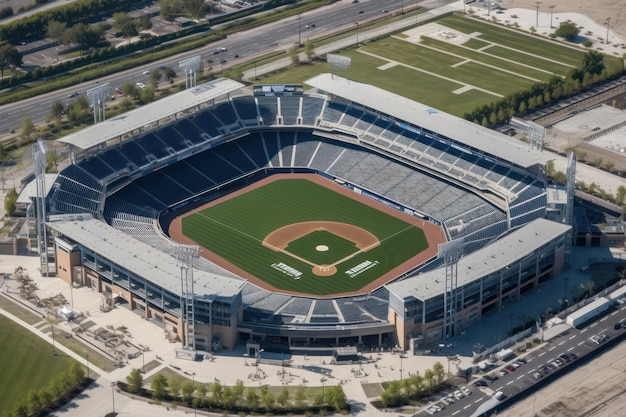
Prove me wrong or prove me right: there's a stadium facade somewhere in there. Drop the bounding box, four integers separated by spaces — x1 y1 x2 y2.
41 75 570 354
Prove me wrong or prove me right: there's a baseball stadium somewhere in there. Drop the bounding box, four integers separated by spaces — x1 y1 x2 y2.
41 74 570 356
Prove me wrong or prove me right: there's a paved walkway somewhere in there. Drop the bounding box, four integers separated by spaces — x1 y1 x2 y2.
2 244 625 416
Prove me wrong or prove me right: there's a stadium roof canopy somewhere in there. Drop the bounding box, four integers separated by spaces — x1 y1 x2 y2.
58 78 245 150
306 73 551 169
17 173 58 205
47 215 245 299
386 218 571 301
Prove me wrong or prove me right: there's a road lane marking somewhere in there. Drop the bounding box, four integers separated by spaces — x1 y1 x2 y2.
578 341 585 346
475 398 483 403
569 335 576 340
538 352 545 357
517 375 524 380
452 411 460 415
567 347 575 352
549 346 556 351
591 323 597 327
581 328 588 333
558 341 566 346
600 317 608 322
506 381 514 385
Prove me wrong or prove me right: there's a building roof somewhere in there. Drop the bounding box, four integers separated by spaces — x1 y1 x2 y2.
306 73 551 169
17 174 58 205
47 215 245 299
386 218 571 301
58 78 245 150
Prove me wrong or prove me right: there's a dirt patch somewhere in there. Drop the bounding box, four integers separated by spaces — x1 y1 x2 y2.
167 173 447 298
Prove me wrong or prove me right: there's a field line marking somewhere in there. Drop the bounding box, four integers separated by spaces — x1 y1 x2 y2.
194 211 264 245
473 36 577 69
415 41 543 82
357 49 502 98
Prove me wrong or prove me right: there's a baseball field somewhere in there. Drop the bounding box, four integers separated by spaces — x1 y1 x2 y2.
175 175 444 296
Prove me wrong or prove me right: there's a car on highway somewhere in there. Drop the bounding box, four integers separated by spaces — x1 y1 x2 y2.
158 65 167 71
142 70 150 75
67 92 79 98
305 24 316 28
590 334 609 344
220 59 228 64
136 82 146 89
614 318 626 329
232 54 239 58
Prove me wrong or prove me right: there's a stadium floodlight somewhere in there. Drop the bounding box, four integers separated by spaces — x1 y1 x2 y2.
438 239 464 340
33 139 49 276
87 83 112 124
174 244 199 351
179 56 202 89
527 121 545 152
327 54 351 80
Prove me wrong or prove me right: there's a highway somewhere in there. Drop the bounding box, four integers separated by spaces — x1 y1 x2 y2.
0 0 415 136
422 304 626 417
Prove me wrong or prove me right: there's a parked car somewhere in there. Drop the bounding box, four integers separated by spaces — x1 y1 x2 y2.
494 391 506 401
461 386 471 396
472 379 488 387
453 390 464 400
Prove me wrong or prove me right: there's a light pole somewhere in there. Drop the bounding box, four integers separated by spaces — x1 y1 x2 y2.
141 350 145 373
192 372 196 417
400 352 403 381
298 12 301 47
605 17 611 44
111 381 116 413
535 2 542 28
549 5 555 28
85 352 90 379
321 377 327 403
355 21 359 47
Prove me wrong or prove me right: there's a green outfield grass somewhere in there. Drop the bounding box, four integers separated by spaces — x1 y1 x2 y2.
0 315 78 413
182 178 429 295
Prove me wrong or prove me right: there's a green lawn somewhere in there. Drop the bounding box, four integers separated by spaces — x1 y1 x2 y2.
259 14 591 117
182 178 428 295
0 314 78 413
286 230 358 265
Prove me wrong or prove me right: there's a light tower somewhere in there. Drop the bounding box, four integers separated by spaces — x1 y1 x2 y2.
327 54 351 80
175 244 199 351
33 140 49 276
87 83 112 124
564 151 576 266
179 56 201 90
439 239 464 340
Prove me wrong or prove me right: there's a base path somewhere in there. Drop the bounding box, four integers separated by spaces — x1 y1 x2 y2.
167 173 447 297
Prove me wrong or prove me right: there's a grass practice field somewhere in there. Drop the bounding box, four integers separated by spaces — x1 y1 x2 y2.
182 178 429 295
259 13 594 116
0 315 77 413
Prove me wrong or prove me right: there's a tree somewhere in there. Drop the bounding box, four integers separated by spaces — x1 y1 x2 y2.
151 374 168 400
554 22 580 39
12 402 29 417
50 100 65 125
121 81 140 99
46 21 67 42
616 185 626 205
304 39 315 63
195 383 207 407
150 70 162 88
232 380 244 405
277 387 290 406
433 361 445 383
289 45 300 67
221 386 237 409
182 0 208 19
0 43 22 80
68 363 85 386
246 389 259 409
181 381 195 404
294 385 306 407
209 381 223 405
126 368 143 393
581 50 605 76
4 187 17 216
164 67 177 82
135 16 153 33
140 85 156 104
27 390 43 416
326 385 348 410
424 368 435 388
21 116 34 138
46 149 61 173
120 96 133 111
168 376 181 399
380 381 402 407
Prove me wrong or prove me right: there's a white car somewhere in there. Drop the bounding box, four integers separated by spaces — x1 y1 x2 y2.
461 386 471 396
136 82 146 89
454 390 464 400
142 70 150 75
494 391 506 401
